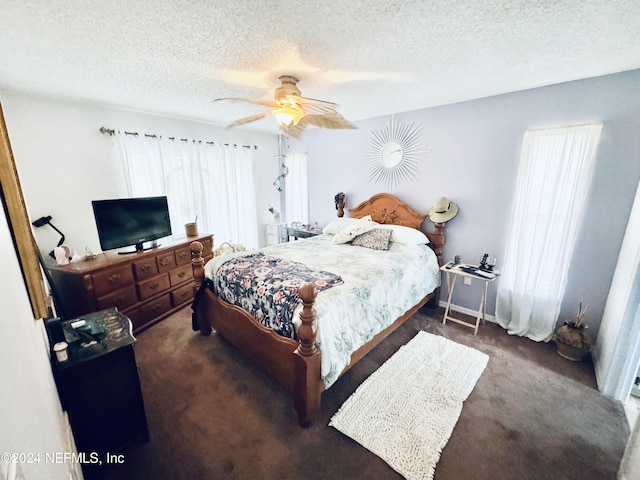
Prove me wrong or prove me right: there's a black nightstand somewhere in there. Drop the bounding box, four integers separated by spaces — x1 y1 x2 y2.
46 308 149 477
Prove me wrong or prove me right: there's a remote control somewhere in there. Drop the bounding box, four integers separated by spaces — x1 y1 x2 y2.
445 261 454 269
475 269 495 279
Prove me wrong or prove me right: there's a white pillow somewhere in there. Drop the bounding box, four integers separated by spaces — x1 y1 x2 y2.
386 224 429 245
332 215 376 244
322 217 357 235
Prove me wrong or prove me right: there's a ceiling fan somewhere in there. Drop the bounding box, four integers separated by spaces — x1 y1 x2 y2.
215 75 356 138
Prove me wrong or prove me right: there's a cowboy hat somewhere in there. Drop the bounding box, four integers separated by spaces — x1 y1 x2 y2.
428 197 458 223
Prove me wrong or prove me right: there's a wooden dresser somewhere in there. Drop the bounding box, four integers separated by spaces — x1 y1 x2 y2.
48 234 213 333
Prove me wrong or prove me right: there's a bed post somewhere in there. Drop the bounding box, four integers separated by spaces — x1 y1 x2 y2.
426 222 446 308
429 222 446 266
335 192 346 217
191 241 212 335
293 282 322 427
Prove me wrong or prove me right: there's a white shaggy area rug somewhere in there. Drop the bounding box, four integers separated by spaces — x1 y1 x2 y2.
329 331 489 480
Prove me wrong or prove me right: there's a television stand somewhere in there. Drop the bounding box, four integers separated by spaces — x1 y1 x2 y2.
117 240 160 255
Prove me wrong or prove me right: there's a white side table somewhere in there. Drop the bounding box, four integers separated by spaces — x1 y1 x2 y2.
440 263 499 335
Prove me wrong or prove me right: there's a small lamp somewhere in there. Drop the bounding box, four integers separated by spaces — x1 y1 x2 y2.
31 215 66 258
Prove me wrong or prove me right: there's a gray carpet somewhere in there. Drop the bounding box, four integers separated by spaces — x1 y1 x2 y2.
98 306 629 480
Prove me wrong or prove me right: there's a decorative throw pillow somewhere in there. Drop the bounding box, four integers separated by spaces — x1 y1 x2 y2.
352 228 392 250
332 215 375 244
322 217 358 235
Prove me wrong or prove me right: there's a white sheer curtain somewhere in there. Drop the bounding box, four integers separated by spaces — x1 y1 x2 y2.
116 133 259 249
200 143 258 248
116 133 165 196
496 124 602 341
284 153 308 225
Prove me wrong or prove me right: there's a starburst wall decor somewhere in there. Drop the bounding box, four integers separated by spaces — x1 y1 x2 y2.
364 116 429 191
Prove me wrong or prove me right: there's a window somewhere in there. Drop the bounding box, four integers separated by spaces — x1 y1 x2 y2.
117 134 258 249
496 124 602 341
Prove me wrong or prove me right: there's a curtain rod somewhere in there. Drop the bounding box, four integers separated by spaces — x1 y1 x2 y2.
98 126 257 149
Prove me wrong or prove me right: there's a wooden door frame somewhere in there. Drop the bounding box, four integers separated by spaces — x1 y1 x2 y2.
0 99 48 319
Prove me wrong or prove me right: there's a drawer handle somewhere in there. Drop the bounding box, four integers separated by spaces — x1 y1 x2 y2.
140 265 151 273
180 290 189 298
151 303 163 312
109 273 121 284
149 282 160 290
179 251 188 260
178 271 186 279
114 295 125 304
159 258 170 267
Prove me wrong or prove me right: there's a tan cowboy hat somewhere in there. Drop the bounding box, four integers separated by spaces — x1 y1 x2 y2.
428 197 459 223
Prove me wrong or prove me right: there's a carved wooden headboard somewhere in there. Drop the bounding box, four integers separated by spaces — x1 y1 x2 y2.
347 192 446 265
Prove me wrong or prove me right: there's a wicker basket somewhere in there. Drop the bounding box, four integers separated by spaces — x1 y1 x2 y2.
213 241 246 257
553 321 591 362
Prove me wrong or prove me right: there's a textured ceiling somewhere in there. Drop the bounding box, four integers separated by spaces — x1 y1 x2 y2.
1 0 639 135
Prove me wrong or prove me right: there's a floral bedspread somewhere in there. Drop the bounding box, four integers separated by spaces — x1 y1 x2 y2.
205 234 440 388
215 252 343 339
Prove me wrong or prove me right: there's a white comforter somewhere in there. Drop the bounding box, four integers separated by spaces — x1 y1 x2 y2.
204 234 440 388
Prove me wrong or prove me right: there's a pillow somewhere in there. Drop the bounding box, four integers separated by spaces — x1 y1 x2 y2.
352 228 392 250
322 217 357 235
332 215 375 244
386 224 429 245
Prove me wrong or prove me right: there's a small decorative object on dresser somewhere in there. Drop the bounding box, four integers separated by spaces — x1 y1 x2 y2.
554 302 592 361
185 218 198 237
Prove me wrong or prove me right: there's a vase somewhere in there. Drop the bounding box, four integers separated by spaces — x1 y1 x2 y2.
553 320 592 361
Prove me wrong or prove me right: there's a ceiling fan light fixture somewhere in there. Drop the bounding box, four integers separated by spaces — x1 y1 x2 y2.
273 105 304 127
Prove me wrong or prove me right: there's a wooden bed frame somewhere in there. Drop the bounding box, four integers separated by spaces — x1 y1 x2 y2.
190 193 446 426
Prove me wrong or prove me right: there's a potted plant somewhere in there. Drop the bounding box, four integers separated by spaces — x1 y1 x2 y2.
553 302 592 361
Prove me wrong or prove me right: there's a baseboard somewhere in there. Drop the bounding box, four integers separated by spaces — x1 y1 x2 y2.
438 300 497 323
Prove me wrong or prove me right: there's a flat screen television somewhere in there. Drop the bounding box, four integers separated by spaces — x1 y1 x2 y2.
92 196 172 254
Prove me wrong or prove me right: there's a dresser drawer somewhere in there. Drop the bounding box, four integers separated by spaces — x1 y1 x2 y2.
156 252 177 272
96 286 138 311
137 273 170 300
140 294 172 324
92 266 135 297
169 264 192 286
171 283 194 306
174 246 191 266
122 307 142 330
133 258 159 280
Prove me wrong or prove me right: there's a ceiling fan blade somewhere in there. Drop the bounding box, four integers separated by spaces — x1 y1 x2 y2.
301 111 356 130
282 110 356 138
297 95 337 107
225 110 274 129
215 97 280 109
281 122 308 138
